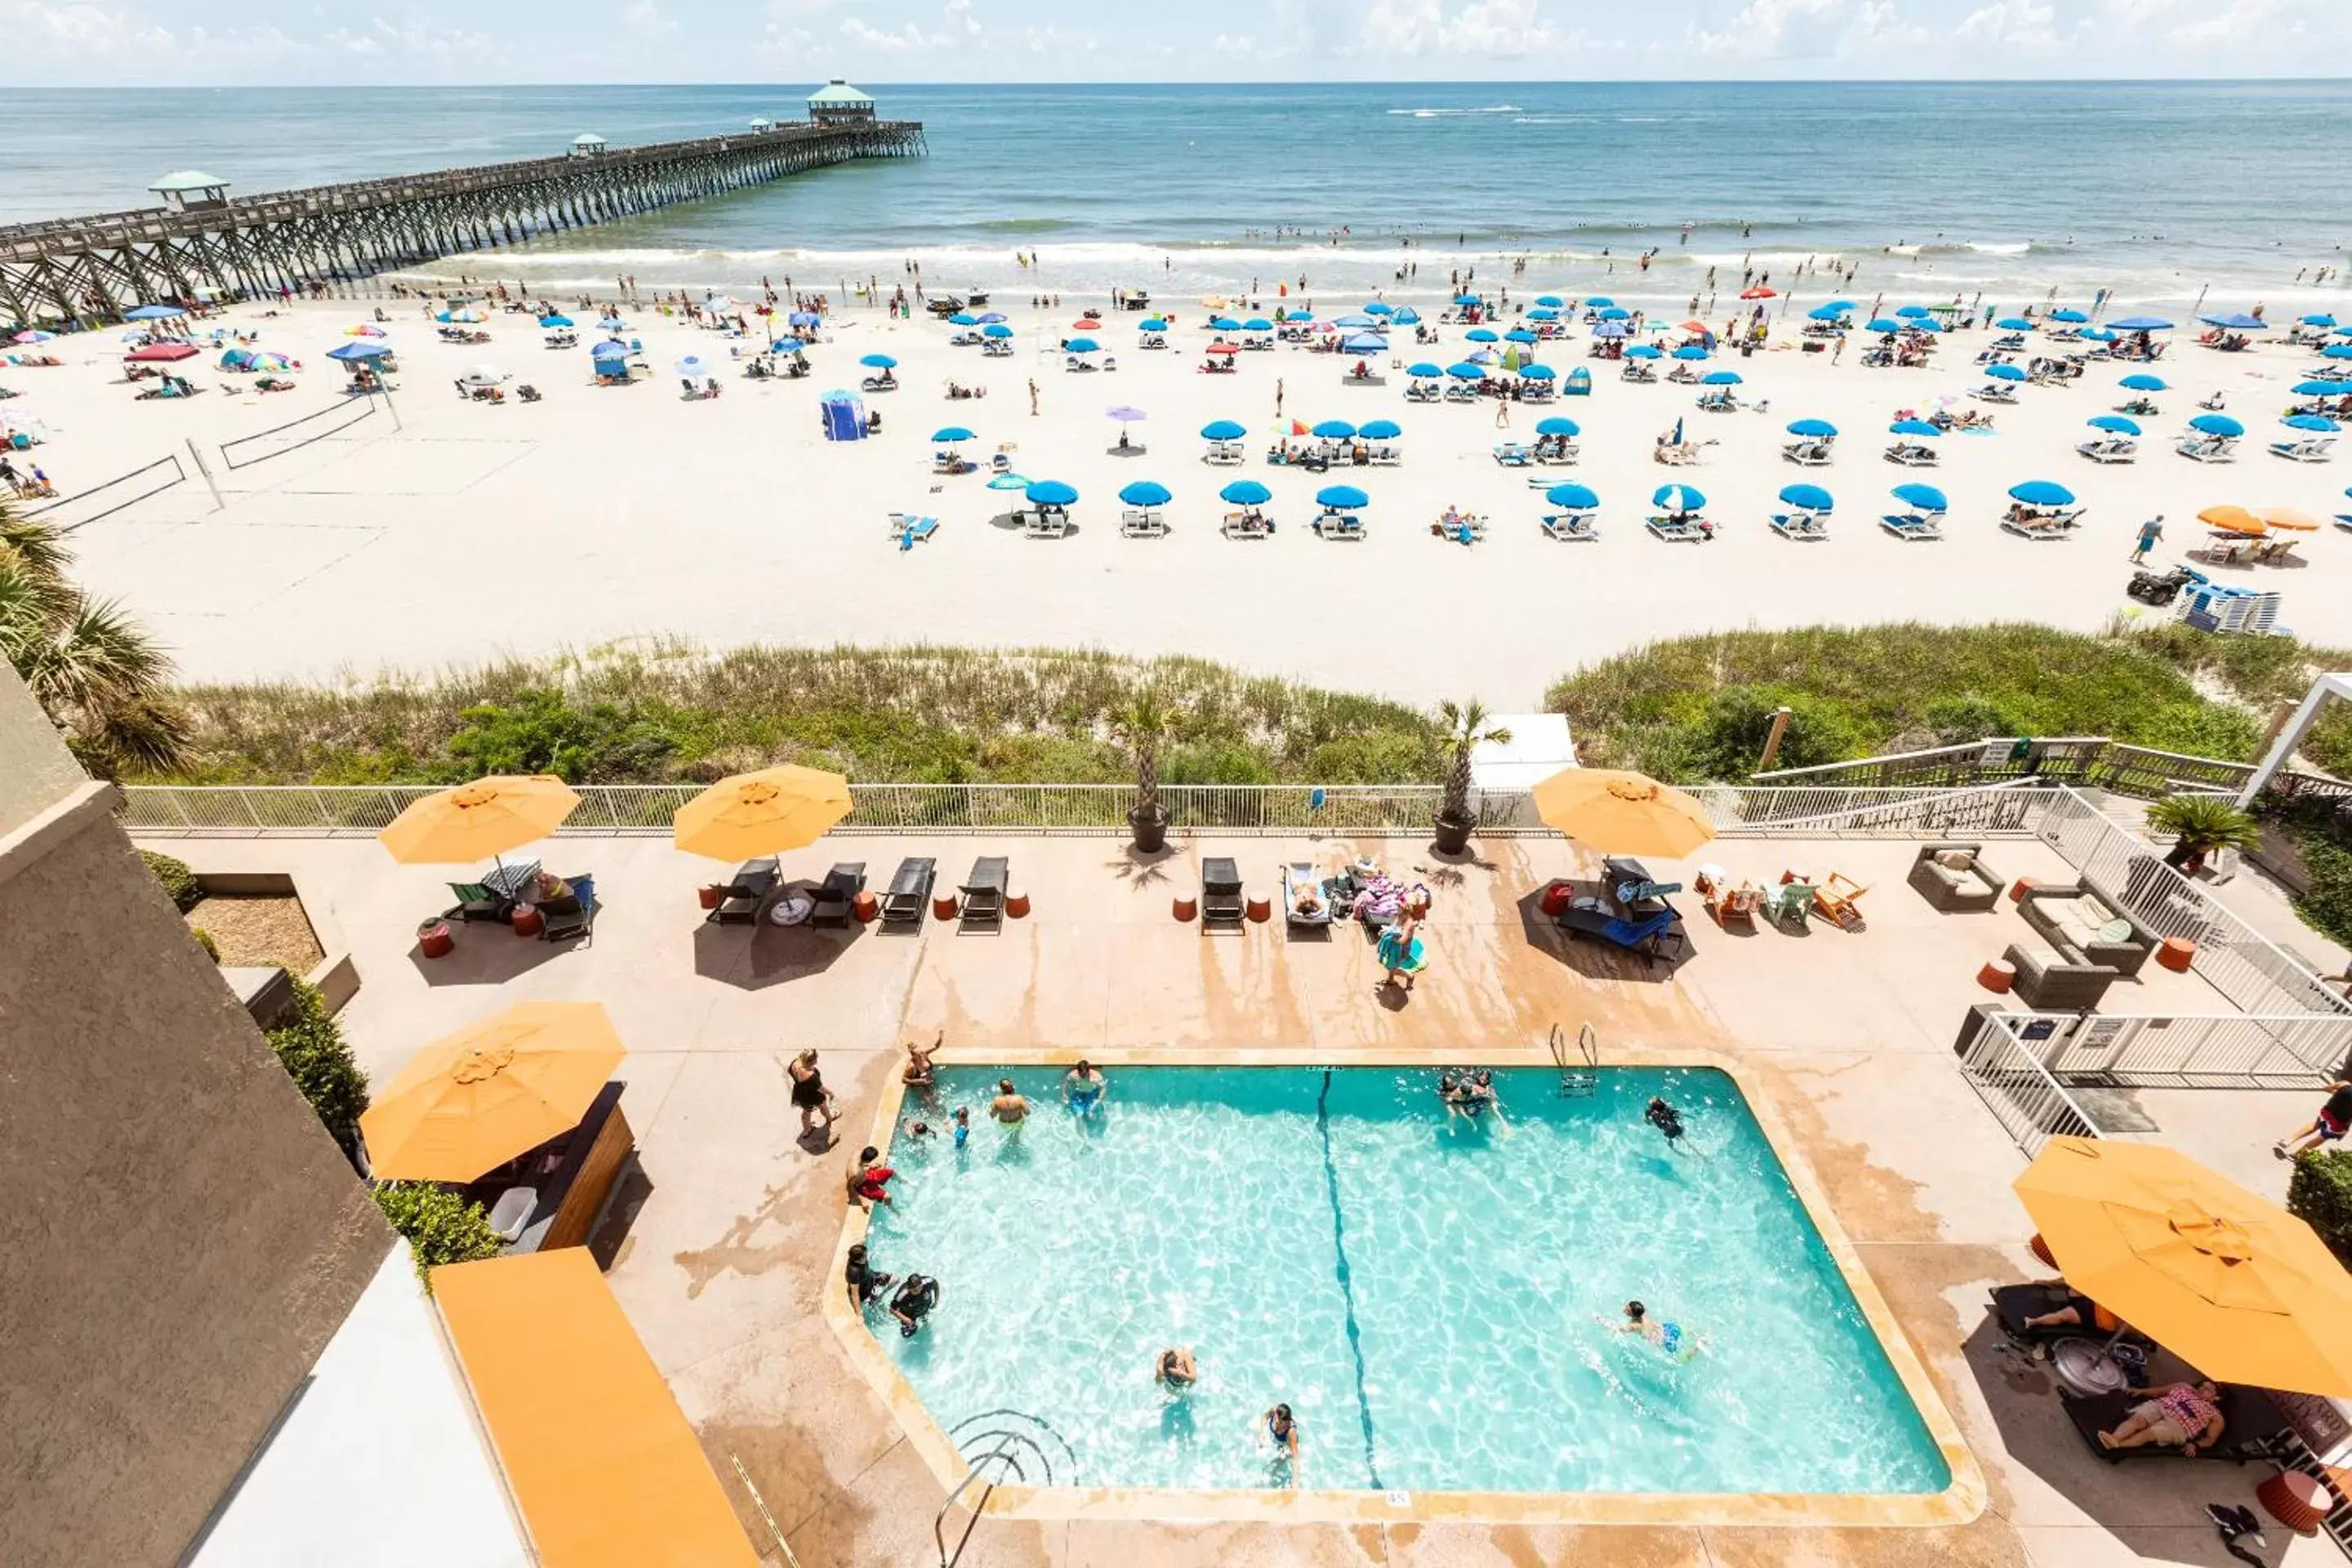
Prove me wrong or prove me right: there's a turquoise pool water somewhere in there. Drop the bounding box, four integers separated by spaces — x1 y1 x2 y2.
860 1066 1949 1497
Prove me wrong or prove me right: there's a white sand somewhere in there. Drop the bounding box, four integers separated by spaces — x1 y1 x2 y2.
13 294 2350 706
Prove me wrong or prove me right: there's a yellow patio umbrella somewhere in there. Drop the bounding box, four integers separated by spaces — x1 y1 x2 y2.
379 775 581 864
671 764 853 860
2014 1138 2352 1396
1530 768 1715 858
361 1001 626 1182
2258 506 2322 532
2196 504 2265 536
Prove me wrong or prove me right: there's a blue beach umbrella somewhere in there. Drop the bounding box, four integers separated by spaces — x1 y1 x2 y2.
987 471 1031 490
1358 419 1402 439
1454 294 1481 306
327 341 390 361
590 338 630 359
789 311 820 327
1866 318 1903 333
1893 483 1949 511
597 315 629 331
1787 418 1838 438
1911 319 1944 333
1505 328 1539 344
1446 362 1485 380
2082 328 2118 342
1895 304 1931 318
1315 484 1370 510
2008 479 2075 506
1652 483 1706 512
860 353 897 368
1361 302 1395 317
1219 479 1272 506
2322 344 2352 360
1067 337 1100 353
2049 308 2089 323
538 314 574 328
1700 370 1742 385
1592 323 1630 340
1466 327 1499 343
1242 318 1274 332
2189 413 2245 437
1597 307 1632 322
1994 317 2034 332
1807 304 1851 322
1818 299 1855 312
1209 316 1241 332
1312 419 1357 439
1119 480 1172 506
2119 373 2167 391
931 425 975 443
769 337 804 353
1986 363 2028 381
1025 479 1080 506
978 312 1008 323
982 323 1013 339
1672 345 1710 361
1200 419 1247 440
1625 344 1663 359
1888 419 1940 438
1535 295 1564 308
2310 314 2343 327
2087 415 2141 435
2294 381 2342 396
1520 364 1557 381
1528 308 1559 322
126 303 185 320
1546 482 1599 508
1406 361 1444 378
2109 316 2174 332
949 313 978 326
1586 296 1615 308
2285 414 2341 432
2200 313 2267 331
1138 318 1168 331
1779 483 1834 512
1535 416 1580 437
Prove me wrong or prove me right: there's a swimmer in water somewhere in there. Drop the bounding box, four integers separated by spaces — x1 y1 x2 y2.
1261 1402 1301 1481
1646 1097 1686 1147
1609 1299 1707 1360
989 1079 1031 1134
1062 1059 1107 1117
951 1106 970 1148
1156 1348 1198 1388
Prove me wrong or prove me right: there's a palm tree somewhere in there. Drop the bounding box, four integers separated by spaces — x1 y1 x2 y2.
2146 792 2262 871
0 505 190 778
1111 684 1180 851
1434 698 1511 853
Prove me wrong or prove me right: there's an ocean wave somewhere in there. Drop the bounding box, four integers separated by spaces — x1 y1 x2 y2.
1385 105 1523 118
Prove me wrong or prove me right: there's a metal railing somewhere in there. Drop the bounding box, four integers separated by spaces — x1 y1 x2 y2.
1754 735 2352 804
1958 1013 2107 1155
2036 1013 2349 1089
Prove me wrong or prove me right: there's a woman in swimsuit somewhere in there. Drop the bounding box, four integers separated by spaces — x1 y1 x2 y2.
1261 1403 1300 1482
1375 893 1430 992
1062 1060 1107 1117
789 1049 836 1141
902 1030 942 1089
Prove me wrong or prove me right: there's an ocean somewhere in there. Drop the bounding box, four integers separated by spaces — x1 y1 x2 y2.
3 82 2348 312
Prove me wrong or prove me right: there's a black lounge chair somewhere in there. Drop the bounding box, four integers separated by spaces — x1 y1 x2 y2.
1989 1282 2150 1347
881 857 935 927
960 856 1009 931
443 880 510 924
538 874 596 944
708 856 779 925
1201 857 1245 929
813 862 867 927
2061 1384 2292 1465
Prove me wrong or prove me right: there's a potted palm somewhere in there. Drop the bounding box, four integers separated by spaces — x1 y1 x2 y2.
1113 686 1178 854
2146 792 2261 875
1432 699 1511 857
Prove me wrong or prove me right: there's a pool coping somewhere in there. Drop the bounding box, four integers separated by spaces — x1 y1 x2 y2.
821 1043 1988 1530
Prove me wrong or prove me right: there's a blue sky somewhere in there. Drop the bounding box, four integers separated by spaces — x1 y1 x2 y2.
2 0 2341 83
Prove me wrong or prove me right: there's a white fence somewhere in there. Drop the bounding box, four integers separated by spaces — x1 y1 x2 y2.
1958 1013 2108 1155
2034 1012 2350 1089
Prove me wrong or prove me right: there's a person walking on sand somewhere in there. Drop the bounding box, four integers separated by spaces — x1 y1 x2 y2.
1494 399 1510 430
1274 377 1284 419
1831 335 1846 365
2132 515 2165 564
1028 377 1039 416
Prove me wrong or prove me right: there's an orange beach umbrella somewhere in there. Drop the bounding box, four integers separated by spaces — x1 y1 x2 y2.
671 764 853 861
380 775 581 864
2015 1138 2352 1396
2259 506 2322 532
2196 505 2265 537
361 1001 626 1182
1530 768 1715 858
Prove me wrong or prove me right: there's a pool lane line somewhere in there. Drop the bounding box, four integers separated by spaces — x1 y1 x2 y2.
1315 1067 1384 1490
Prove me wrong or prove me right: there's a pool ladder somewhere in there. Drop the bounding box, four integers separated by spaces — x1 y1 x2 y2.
935 1409 1076 1568
1551 1021 1600 1097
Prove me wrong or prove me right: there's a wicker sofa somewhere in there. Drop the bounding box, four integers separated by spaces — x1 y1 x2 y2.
1908 843 2006 912
2002 940 2120 1011
2018 880 2154 978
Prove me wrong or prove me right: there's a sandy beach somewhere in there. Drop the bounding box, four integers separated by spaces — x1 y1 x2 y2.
14 291 2350 706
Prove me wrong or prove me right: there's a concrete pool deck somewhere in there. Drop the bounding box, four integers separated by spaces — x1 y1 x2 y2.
145 827 2347 1567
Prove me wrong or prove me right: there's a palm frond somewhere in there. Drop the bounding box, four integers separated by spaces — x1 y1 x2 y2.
0 506 72 581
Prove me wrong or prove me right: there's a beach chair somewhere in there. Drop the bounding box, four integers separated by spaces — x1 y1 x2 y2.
860 372 897 393
1404 381 1439 403
1365 443 1401 466
1705 879 1763 928
2000 510 2081 540
1812 873 1869 931
2271 437 2335 462
1540 509 1598 541
1313 511 1367 541
880 857 936 928
1221 509 1272 540
1200 857 1245 931
886 512 938 550
1762 879 1813 929
1645 513 1713 542
1138 332 1167 350
1879 510 1945 541
443 880 512 924
538 874 597 945
1120 507 1169 538
2176 434 2236 462
1883 442 1939 466
1023 506 1071 539
1973 383 2018 404
1204 439 1244 466
1695 391 1735 413
1443 382 1479 403
982 338 1013 358
1492 442 1532 466
2060 1386 2292 1468
1281 862 1334 932
1780 439 1833 466
2076 438 2137 463
958 857 1009 932
808 862 866 928
707 857 780 925
1432 510 1487 546
1768 510 1830 540
1521 381 1555 403
1620 362 1659 383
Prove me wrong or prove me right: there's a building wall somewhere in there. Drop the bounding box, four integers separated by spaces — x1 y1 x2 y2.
0 668 390 1568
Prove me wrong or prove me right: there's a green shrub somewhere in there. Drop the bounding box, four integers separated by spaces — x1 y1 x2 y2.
1921 694 2022 746
1304 730 1441 785
140 849 203 911
2288 811 2352 949
1675 686 1868 782
448 688 679 782
190 926 219 963
2289 1148 2352 1267
1161 742 1276 786
265 979 370 1165
372 1183 504 1286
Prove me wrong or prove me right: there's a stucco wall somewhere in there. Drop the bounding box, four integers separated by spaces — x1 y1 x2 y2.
0 672 390 1568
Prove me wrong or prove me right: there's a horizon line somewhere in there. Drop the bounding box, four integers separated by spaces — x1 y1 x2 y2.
7 76 2352 91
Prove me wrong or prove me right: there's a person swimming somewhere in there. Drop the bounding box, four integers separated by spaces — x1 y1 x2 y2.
1612 1299 1705 1361
1062 1059 1107 1116
951 1107 970 1148
890 1274 941 1338
1156 1348 1198 1388
1646 1098 1686 1145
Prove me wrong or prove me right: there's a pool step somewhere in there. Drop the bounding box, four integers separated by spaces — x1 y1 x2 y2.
1560 1069 1598 1097
1549 1021 1601 1096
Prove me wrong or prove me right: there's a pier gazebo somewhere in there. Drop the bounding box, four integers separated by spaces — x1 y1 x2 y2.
149 171 229 215
568 132 609 159
808 80 875 124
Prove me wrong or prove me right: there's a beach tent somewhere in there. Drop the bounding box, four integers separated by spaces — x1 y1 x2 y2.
821 390 866 440
1392 308 1421 325
1339 333 1387 355
2201 313 2267 331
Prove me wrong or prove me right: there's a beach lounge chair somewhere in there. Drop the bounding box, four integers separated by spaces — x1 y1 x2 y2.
958 857 1009 932
1200 858 1245 930
1768 510 1830 540
1221 510 1272 540
443 880 512 924
809 862 866 928
1404 381 1440 403
1695 391 1735 413
2271 437 2335 462
707 857 780 925
1812 873 1869 930
1120 507 1169 538
1780 439 1833 466
1879 510 1945 541
2176 434 2236 462
1365 443 1401 466
1204 439 1244 466
1432 510 1487 545
886 512 938 550
1492 442 1533 466
2060 1386 2292 1467
1986 1282 2150 1348
1443 382 1480 403
880 858 936 928
1281 862 1333 931
2001 508 2082 539
2076 438 2137 464
1763 879 1814 929
1556 860 1686 966
538 874 596 944
1540 509 1598 541
1646 513 1714 542
1974 383 2019 404
1883 442 1939 466
1023 506 1071 539
1313 511 1367 541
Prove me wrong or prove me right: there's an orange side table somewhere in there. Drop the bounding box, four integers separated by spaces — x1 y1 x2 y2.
2256 1469 2335 1534
1977 958 2017 993
2009 876 2039 904
853 889 879 924
1005 889 1031 919
1245 893 1272 924
1172 893 1198 922
510 906 543 938
2157 936 2197 973
932 893 960 921
416 919 453 959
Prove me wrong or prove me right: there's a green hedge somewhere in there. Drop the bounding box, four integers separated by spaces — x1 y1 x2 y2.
140 849 203 911
265 979 369 1166
372 1183 504 1286
2288 1148 2352 1267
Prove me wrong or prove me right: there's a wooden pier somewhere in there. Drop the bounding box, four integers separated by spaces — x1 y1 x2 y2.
0 118 924 325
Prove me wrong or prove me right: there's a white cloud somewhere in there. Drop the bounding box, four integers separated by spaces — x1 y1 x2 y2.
944 0 979 37
839 0 978 51
1954 0 2060 47
1359 0 1557 55
621 0 675 37
1212 30 1253 51
1691 0 1921 56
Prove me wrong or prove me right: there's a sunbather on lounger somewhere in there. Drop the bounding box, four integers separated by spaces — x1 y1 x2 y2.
2100 1382 2224 1455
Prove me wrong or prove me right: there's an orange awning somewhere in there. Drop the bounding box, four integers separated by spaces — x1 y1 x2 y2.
433 1250 760 1568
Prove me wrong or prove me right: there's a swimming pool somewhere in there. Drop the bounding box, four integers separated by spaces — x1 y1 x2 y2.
852 1064 1953 1501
